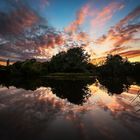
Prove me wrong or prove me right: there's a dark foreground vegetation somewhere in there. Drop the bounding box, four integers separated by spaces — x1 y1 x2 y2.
0 47 140 79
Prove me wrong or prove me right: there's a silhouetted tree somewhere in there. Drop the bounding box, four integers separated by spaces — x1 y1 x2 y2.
48 47 92 73
98 54 132 77
9 59 42 76
0 51 139 80
132 62 140 79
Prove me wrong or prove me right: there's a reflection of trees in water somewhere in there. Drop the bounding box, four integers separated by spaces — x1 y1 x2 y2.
0 78 43 91
97 76 140 112
0 86 124 140
0 78 95 105
0 78 140 140
98 76 139 95
0 76 140 104
46 79 95 105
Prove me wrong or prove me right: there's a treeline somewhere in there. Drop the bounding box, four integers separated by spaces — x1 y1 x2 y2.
0 48 96 77
0 47 140 78
98 54 140 79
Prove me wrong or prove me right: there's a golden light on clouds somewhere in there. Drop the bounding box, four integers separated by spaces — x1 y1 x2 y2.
129 56 140 62
0 1 139 64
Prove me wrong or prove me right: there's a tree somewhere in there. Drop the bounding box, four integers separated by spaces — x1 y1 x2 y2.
10 59 42 76
132 62 140 79
98 54 132 77
48 47 91 73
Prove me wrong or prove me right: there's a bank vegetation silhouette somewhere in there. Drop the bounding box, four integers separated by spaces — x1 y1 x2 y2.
0 47 139 79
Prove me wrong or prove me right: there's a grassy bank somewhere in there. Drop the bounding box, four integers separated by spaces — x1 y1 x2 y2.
41 73 96 80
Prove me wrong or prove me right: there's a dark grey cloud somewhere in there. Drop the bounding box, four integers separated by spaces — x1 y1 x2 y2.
0 6 40 36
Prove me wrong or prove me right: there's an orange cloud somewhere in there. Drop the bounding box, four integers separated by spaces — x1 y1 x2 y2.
42 34 65 48
104 46 129 55
94 6 140 59
65 4 90 33
118 50 140 58
90 49 140 64
91 2 124 29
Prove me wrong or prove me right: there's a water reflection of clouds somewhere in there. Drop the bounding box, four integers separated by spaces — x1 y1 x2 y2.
88 83 140 112
0 84 140 115
0 85 140 140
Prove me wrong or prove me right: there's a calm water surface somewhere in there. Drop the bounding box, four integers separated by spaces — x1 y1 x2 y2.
0 78 140 140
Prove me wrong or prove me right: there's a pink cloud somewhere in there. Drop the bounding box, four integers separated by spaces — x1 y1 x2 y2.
65 4 90 33
91 2 124 29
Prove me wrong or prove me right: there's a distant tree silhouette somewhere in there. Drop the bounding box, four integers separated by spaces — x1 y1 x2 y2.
10 59 42 76
2 47 96 76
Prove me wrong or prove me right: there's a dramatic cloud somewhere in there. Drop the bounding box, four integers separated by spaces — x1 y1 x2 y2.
91 2 124 29
65 1 124 35
65 4 90 33
0 24 67 62
118 50 140 58
0 1 139 64
0 6 40 36
115 6 140 30
95 6 140 58
0 1 66 62
104 46 129 55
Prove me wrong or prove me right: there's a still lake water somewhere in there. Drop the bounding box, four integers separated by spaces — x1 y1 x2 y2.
0 78 140 140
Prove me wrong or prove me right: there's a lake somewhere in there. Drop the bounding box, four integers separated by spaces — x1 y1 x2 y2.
0 77 140 140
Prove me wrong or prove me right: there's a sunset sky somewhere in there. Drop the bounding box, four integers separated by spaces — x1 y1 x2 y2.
0 0 140 65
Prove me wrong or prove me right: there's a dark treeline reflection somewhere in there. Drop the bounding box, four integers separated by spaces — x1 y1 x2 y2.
98 76 140 95
0 76 140 104
0 78 95 104
47 79 95 104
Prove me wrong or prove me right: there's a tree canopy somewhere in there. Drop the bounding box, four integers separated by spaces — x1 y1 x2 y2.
98 54 133 77
48 47 90 73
